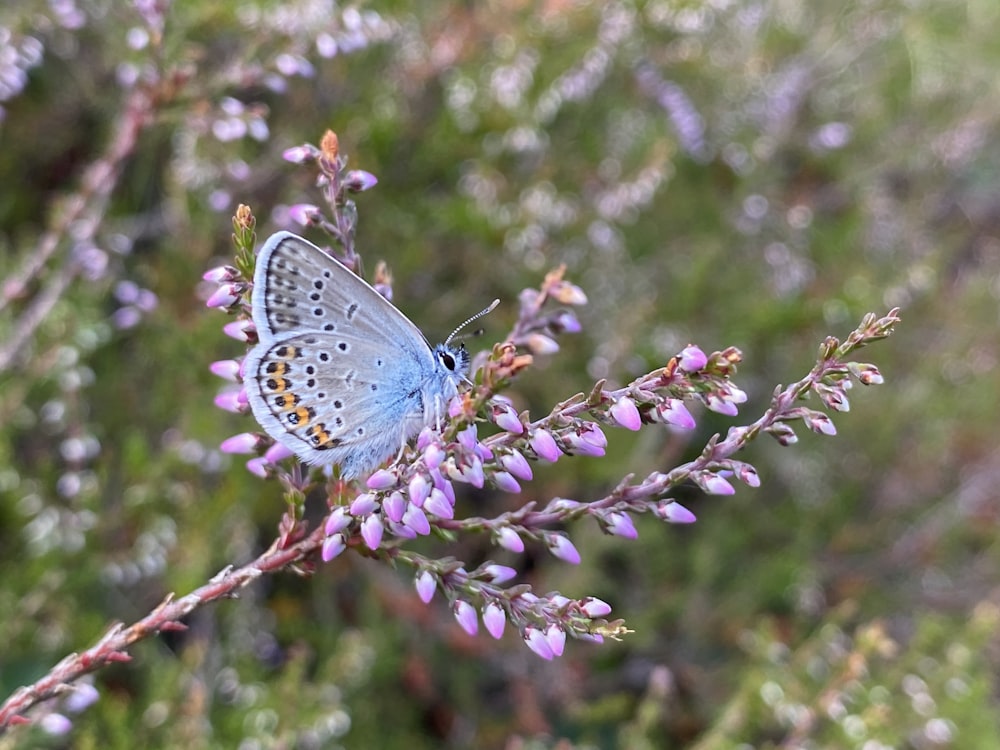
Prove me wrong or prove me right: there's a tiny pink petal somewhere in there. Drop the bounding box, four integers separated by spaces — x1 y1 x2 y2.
606 512 638 539
402 504 430 535
223 319 254 342
321 534 346 562
325 508 351 535
547 534 581 565
287 203 320 226
659 501 697 524
245 457 269 478
205 284 240 308
424 488 454 520
483 564 517 584
580 597 612 617
499 450 533 481
453 600 479 636
366 469 397 490
264 442 294 463
545 625 566 657
350 493 378 516
361 514 384 550
415 571 436 603
202 265 238 283
492 471 521 494
497 527 525 553
678 344 708 372
493 405 523 434
220 432 259 454
213 389 244 413
524 627 554 660
702 474 735 495
529 429 561 462
483 602 506 639
383 491 406 523
659 399 696 429
408 474 430 507
610 397 642 431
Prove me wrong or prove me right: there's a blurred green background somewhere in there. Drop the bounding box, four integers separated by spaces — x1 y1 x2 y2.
1 1 999 747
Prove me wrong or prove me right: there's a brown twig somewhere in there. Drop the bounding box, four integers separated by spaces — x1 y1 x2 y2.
0 524 325 733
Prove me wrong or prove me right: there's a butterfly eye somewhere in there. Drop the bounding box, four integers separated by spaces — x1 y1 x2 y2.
440 351 456 371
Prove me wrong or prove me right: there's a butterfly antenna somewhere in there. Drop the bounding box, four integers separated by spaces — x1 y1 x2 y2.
445 299 500 346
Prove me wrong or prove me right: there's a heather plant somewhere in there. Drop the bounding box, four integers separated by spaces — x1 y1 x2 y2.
2 0 999 747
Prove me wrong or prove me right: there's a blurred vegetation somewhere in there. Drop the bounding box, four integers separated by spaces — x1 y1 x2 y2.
1 0 999 747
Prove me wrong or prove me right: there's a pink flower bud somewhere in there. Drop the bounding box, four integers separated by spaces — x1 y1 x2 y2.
524 627 554 660
408 474 430 507
705 394 739 416
343 169 379 192
282 144 319 163
499 450 533 481
321 534 346 561
497 527 524 553
213 389 244 413
580 597 612 617
483 602 506 639
220 432 260 454
402 504 430 535
699 473 735 495
453 600 479 637
529 429 562 462
383 491 406 523
415 571 436 603
360 513 384 550
246 457 269 478
287 203 321 226
657 399 695 429
483 564 517 584
609 397 642 431
264 442 293 463
457 424 479 452
806 412 837 435
202 265 239 283
423 442 445 470
605 512 638 539
546 625 566 657
210 359 242 381
491 471 521 494
657 501 696 524
325 508 350 535
550 280 588 306
492 403 524 434
223 318 254 342
366 469 397 490
350 493 378 516
205 283 240 309
677 344 708 372
547 533 581 565
424 488 454 520
526 333 559 355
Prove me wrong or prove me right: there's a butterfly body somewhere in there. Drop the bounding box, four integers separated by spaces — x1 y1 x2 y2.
243 231 468 478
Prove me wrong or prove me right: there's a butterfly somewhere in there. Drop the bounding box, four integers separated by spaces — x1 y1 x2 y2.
242 231 485 478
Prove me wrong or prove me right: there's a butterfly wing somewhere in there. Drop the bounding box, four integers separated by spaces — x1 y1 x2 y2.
251 231 431 361
244 232 454 477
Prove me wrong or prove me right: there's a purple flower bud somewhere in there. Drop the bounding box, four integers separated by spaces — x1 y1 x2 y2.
492 471 521 494
524 627 555 660
547 533 581 565
220 432 260 454
677 344 708 372
246 457 269 478
447 456 485 488
388 520 417 540
350 493 377 516
361 513 384 550
325 508 351 535
202 265 239 283
497 527 525 553
223 318 255 342
343 169 379 192
577 632 605 644
423 442 445 470
700 473 735 495
264 442 293 463
657 501 697 524
807 413 837 435
609 397 642 431
550 280 588 306
492 403 524 434
205 283 240 309
483 564 517 584
735 462 760 487
402 504 430 535
705 394 739 416
657 399 696 429
65 682 100 713
210 359 242 381
213 389 245 413
849 362 884 385
424 488 454 520
415 571 436 603
39 713 73 736
564 425 606 457
282 144 319 163
457 425 479 452
432 470 456 504
499 450 533 481
605 512 638 539
321 534 346 561
580 597 612 617
408 474 430 507
476 442 494 462
483 602 506 639
526 333 559 355
529 429 562 462
383 491 406 523
287 203 321 226
366 469 397 490
453 600 479 636
552 310 582 333
546 624 566 657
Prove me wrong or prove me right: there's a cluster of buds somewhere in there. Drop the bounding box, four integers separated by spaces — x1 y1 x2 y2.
201 133 898 660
